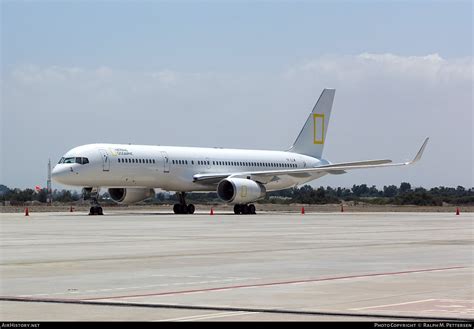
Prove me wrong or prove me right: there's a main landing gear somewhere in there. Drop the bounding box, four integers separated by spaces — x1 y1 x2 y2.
83 187 103 216
233 204 256 215
173 192 195 214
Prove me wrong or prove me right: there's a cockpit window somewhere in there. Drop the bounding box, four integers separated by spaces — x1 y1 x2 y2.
58 157 88 164
75 157 89 165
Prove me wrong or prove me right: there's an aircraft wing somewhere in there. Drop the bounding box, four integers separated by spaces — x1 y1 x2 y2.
193 138 429 185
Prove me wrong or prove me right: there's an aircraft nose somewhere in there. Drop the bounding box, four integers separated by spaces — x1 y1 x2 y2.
51 165 71 184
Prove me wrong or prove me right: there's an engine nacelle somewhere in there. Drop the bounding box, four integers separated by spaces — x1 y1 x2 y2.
108 188 155 204
217 178 266 204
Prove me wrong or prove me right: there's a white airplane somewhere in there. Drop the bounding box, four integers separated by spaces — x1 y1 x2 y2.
52 89 429 215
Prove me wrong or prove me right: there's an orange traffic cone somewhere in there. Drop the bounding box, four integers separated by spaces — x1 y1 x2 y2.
456 207 460 215
341 204 344 212
25 207 29 216
301 207 305 215
210 208 214 215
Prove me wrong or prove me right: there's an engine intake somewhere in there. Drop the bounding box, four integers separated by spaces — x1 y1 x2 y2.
108 188 154 204
217 178 266 204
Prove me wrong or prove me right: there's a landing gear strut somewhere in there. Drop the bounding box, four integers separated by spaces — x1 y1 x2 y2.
83 187 103 216
233 204 256 215
173 192 195 214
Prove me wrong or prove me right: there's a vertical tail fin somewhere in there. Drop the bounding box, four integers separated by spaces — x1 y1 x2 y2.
288 88 335 159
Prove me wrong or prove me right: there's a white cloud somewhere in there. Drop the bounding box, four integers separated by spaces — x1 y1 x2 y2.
287 53 473 84
1 53 472 188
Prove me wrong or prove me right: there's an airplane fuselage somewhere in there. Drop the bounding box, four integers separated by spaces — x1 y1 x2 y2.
52 143 330 192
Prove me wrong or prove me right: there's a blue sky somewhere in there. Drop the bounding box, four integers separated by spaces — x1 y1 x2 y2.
1 1 473 189
2 1 472 70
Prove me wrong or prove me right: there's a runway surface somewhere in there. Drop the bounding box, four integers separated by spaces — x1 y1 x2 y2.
0 210 472 321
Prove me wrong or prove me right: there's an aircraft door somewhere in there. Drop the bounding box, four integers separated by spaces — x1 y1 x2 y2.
161 151 170 173
99 149 110 171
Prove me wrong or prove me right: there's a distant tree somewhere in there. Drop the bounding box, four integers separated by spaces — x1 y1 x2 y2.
352 184 370 197
399 182 412 194
383 185 398 197
0 184 10 196
36 188 49 203
368 185 381 197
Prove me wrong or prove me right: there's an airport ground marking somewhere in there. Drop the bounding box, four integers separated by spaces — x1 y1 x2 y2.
17 276 255 298
156 311 256 322
80 265 466 301
0 296 472 322
351 299 437 310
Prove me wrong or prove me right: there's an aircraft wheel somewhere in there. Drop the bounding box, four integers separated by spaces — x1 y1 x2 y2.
173 204 181 214
187 204 195 214
89 206 103 216
233 204 241 215
241 204 250 215
248 204 256 215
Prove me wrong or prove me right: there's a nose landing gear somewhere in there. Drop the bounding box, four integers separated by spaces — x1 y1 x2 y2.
173 192 195 214
83 187 104 216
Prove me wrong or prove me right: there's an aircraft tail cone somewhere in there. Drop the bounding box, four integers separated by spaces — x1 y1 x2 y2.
456 207 460 215
210 208 214 215
25 207 29 216
301 207 305 215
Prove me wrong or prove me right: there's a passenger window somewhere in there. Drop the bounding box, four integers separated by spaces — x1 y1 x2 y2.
152 159 155 164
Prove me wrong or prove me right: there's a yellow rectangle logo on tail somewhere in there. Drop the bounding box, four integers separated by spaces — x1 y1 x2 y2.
313 113 324 144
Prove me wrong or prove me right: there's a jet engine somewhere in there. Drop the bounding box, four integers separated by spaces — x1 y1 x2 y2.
108 188 155 204
217 178 266 204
